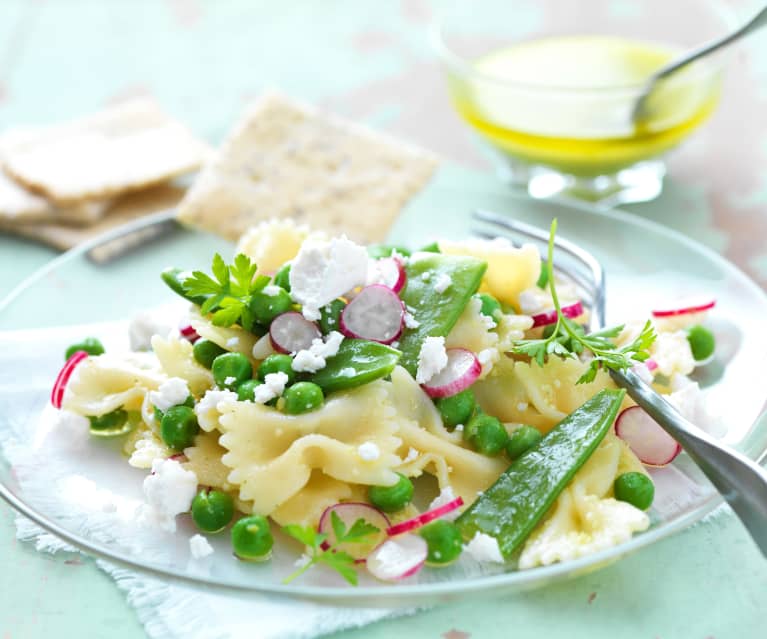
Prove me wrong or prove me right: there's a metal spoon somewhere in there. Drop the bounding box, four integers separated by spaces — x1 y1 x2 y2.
632 3 767 123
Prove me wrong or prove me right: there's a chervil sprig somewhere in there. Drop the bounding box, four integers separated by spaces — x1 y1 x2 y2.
282 512 379 585
512 219 656 384
181 253 270 330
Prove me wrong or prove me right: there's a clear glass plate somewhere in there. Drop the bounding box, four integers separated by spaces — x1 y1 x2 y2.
1 184 766 608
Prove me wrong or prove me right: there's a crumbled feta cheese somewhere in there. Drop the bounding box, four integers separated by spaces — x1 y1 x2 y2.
421 271 431 282
454 424 464 432
340 367 356 377
404 312 420 329
129 432 168 469
189 534 214 559
149 377 190 411
516 402 529 412
195 389 238 431
402 447 420 463
517 288 548 315
465 532 505 563
433 273 452 293
226 336 240 348
262 285 283 297
252 334 276 360
224 376 237 387
289 236 368 320
140 459 198 533
357 441 381 461
291 331 344 373
428 486 460 520
391 341 399 349
415 336 448 384
254 372 289 404
128 305 183 351
651 330 695 377
477 348 499 376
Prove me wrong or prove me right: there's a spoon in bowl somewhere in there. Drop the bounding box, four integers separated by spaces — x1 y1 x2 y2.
632 3 767 124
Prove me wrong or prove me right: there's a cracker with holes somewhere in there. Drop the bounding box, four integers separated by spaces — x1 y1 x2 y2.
1 99 210 204
176 92 439 243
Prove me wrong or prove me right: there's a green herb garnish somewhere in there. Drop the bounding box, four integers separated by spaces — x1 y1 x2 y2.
513 219 656 384
282 512 379 585
181 253 270 330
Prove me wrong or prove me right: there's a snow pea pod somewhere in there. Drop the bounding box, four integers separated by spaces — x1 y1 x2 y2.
397 254 487 375
311 339 400 394
456 388 626 559
161 267 208 306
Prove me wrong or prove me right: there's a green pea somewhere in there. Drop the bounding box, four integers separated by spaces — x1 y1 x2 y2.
319 299 346 334
283 382 324 414
249 287 293 324
231 515 273 561
88 408 131 437
435 389 476 430
160 405 199 450
212 352 253 390
419 520 463 566
65 337 104 361
367 244 411 259
368 473 414 513
614 472 655 510
237 379 263 402
193 339 227 369
536 263 550 289
191 489 235 533
257 354 296 384
506 425 543 460
273 264 291 292
418 241 440 254
154 395 194 424
475 293 501 320
465 413 508 456
687 324 715 362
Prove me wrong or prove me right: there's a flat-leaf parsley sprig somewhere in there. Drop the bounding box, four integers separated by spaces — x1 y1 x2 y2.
181 253 270 330
282 512 379 585
512 219 656 384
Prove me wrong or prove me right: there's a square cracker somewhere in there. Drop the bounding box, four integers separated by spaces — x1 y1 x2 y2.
176 91 439 243
2 99 210 204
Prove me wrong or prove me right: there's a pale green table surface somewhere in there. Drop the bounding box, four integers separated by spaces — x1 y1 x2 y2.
2 1 767 638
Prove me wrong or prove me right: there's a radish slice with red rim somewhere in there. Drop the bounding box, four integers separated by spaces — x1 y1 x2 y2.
51 350 89 409
317 502 390 561
366 534 427 581
421 349 480 399
651 297 716 318
386 496 464 537
615 405 682 467
339 284 404 344
270 312 321 354
179 324 200 343
368 257 407 294
530 301 584 328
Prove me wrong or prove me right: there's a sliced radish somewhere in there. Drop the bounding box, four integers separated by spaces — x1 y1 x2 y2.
645 358 658 372
269 312 321 354
318 502 390 561
421 349 480 399
339 285 404 344
366 534 427 581
51 350 89 409
615 405 682 467
530 301 584 328
179 324 200 343
386 496 464 537
368 257 407 294
651 297 716 318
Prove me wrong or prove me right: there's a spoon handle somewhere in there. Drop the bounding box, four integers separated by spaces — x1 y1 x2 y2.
610 368 767 557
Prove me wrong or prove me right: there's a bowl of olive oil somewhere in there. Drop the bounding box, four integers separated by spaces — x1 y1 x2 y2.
432 0 734 204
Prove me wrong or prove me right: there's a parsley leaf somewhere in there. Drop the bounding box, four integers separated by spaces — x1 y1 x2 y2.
282 512 380 586
180 253 270 331
512 219 656 384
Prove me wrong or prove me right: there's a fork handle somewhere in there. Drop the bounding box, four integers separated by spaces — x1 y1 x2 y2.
610 368 767 557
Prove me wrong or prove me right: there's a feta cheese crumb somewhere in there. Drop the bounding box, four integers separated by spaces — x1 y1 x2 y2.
357 441 381 461
404 312 420 329
402 447 419 463
128 305 181 351
428 486 460 520
140 459 198 533
195 389 238 431
149 377 190 411
454 424 464 432
518 288 548 315
465 532 505 563
339 367 356 377
421 271 431 282
516 402 529 412
224 375 236 386
433 273 452 293
129 432 168 469
652 330 695 377
189 534 214 559
226 336 240 348
262 285 283 296
416 336 448 384
291 331 344 374
254 372 289 404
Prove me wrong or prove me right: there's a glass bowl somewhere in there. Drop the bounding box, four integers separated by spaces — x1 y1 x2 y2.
432 0 735 205
1 187 766 607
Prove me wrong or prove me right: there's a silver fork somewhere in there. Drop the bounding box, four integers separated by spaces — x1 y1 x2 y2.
472 209 767 557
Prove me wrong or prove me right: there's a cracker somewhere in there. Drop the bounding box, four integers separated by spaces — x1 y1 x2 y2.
0 183 185 252
2 99 210 204
176 91 439 243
